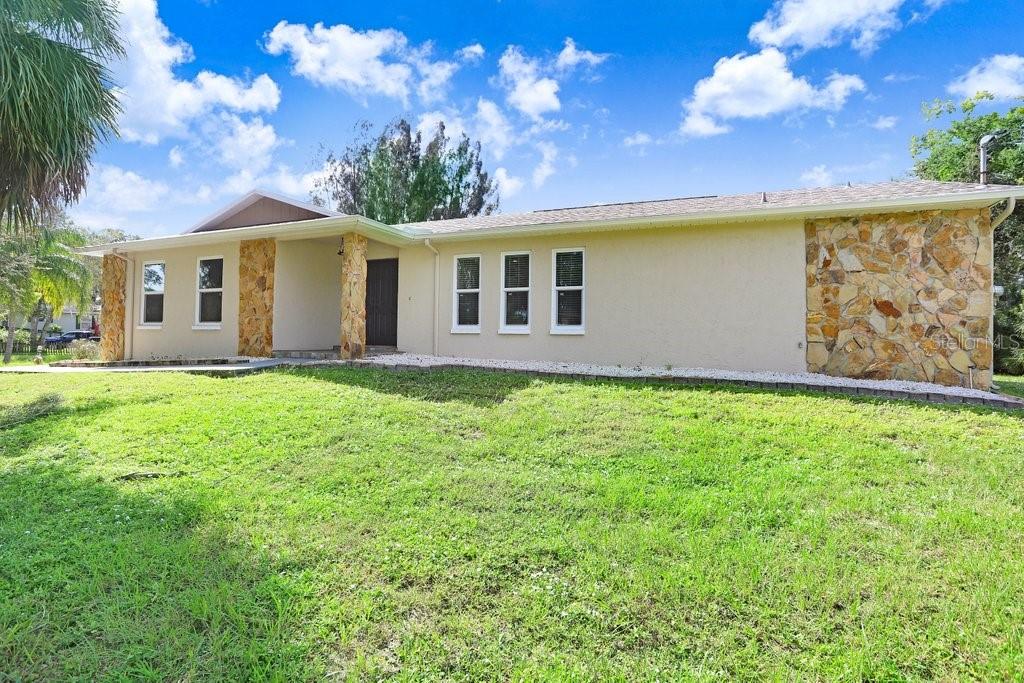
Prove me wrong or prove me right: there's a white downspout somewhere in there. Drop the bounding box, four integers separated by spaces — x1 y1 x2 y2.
988 197 1015 386
424 239 439 355
992 196 1016 229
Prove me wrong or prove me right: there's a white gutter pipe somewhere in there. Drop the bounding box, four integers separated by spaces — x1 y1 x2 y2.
424 239 439 355
988 196 1014 377
992 196 1016 229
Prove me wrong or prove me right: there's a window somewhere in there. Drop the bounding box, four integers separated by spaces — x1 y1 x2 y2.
141 261 165 325
551 248 584 334
195 257 223 327
452 255 481 333
500 251 530 333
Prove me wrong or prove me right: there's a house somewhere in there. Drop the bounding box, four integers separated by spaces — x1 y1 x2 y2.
82 181 1024 390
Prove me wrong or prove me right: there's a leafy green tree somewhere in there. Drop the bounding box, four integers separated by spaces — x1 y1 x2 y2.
1 219 92 363
312 119 499 224
911 94 1024 372
0 0 123 231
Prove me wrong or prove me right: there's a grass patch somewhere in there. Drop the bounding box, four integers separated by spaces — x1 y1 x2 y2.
1 353 42 367
1 368 1023 679
996 374 1024 399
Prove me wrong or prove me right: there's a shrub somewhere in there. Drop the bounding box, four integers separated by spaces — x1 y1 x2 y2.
0 328 31 345
47 324 62 334
69 339 100 360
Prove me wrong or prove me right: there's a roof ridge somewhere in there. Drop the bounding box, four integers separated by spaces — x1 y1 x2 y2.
532 194 718 213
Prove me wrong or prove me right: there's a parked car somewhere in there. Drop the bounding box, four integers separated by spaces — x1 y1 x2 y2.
44 330 100 347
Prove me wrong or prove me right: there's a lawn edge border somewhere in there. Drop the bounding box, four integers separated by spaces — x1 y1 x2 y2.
287 360 1024 411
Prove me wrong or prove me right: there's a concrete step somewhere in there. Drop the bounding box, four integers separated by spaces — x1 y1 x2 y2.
272 350 339 360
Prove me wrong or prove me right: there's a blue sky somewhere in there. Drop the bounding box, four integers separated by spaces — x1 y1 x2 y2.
72 0 1024 237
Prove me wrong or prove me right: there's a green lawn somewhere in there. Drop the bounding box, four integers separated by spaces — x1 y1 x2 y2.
1 368 1023 680
1 353 42 367
996 374 1024 398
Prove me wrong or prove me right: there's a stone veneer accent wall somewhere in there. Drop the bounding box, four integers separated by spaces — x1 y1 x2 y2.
806 209 992 389
99 254 126 361
238 238 277 357
340 232 368 359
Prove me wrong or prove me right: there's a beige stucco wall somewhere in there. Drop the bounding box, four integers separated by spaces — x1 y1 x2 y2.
120 235 397 358
273 237 342 350
397 220 808 372
273 236 398 351
367 242 399 260
126 243 240 359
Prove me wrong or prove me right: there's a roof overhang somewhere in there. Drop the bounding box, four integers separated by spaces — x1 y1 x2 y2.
79 186 1024 254
414 188 1024 242
80 215 414 256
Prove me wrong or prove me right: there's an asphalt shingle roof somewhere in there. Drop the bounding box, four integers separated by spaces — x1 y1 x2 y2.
400 180 1018 235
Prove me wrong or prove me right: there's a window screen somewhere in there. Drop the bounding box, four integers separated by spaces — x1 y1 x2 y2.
142 262 164 324
454 256 481 329
502 253 530 329
197 257 223 325
553 249 584 330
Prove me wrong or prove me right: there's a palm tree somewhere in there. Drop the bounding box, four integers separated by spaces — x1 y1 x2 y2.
0 0 123 231
2 223 91 363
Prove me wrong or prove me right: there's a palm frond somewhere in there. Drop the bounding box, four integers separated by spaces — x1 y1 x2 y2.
0 0 122 231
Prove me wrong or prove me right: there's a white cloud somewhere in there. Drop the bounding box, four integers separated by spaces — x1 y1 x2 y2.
680 49 865 137
870 114 898 130
221 163 325 198
750 0 905 55
168 146 184 168
532 141 558 187
473 98 515 159
800 164 834 186
264 21 458 105
749 0 950 55
414 54 459 104
211 114 281 174
555 37 609 72
883 72 918 83
114 0 279 144
948 54 1024 100
457 43 485 63
73 163 173 232
416 109 466 141
750 0 952 55
84 163 170 212
799 154 893 187
494 167 524 198
268 165 327 197
497 46 561 120
623 131 653 147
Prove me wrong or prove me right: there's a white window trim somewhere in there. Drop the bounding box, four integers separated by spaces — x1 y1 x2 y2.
194 255 224 330
452 254 481 334
499 250 531 334
550 247 585 335
138 260 165 328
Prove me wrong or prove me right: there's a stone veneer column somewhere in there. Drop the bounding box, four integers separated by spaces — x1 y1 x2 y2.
238 238 277 357
340 232 368 359
99 254 126 361
805 209 992 389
